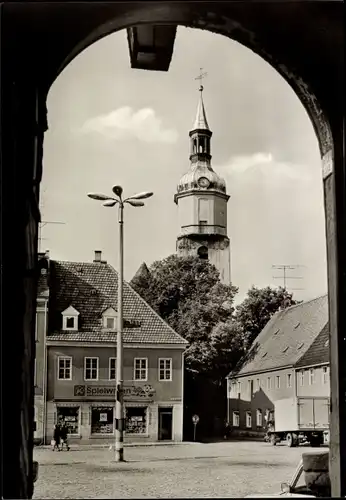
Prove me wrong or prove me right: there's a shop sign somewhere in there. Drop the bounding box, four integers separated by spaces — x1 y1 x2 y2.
74 384 156 399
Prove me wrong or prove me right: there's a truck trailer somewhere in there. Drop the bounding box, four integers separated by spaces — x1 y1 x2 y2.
267 396 330 447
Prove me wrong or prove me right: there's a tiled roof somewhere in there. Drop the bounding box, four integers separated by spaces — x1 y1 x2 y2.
47 260 188 345
232 294 328 377
294 322 329 368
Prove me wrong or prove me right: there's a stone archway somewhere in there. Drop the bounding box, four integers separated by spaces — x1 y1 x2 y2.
1 2 344 498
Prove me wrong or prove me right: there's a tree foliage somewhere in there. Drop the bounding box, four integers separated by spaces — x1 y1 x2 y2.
131 258 298 386
234 285 299 349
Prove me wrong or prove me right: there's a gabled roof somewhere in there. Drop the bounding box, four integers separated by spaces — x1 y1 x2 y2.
231 294 328 377
130 262 151 288
294 322 329 368
47 260 188 346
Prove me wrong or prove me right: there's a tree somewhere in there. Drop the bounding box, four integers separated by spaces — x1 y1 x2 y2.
234 286 299 349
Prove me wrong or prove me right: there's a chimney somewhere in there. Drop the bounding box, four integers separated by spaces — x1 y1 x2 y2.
94 250 102 263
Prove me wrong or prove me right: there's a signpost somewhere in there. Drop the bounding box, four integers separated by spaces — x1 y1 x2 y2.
192 414 199 441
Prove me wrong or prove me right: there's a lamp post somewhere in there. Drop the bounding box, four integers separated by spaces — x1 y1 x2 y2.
88 185 153 462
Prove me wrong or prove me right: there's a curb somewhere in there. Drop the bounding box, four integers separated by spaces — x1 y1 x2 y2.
35 441 200 450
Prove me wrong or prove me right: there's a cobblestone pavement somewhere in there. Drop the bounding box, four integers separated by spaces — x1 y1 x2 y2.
33 441 328 499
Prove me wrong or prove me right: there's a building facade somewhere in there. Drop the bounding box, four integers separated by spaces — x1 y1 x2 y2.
226 295 330 436
34 251 188 444
174 84 231 284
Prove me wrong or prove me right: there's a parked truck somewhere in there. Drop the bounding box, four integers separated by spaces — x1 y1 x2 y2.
267 397 330 447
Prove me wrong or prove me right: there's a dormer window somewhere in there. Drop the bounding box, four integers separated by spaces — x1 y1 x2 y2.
61 306 79 331
102 307 117 330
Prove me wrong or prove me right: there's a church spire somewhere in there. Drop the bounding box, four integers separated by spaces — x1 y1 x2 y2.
189 72 212 162
192 85 210 131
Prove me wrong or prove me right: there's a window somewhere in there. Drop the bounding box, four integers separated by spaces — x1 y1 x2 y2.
84 357 98 381
91 407 114 435
256 378 260 391
58 356 72 380
61 305 79 331
309 368 315 385
197 245 208 259
237 381 241 394
276 376 281 389
267 377 272 390
247 380 252 395
109 358 116 380
322 366 329 384
134 358 148 381
57 406 79 435
106 317 116 329
159 358 172 381
246 411 252 428
66 317 75 328
232 411 239 427
125 406 148 434
287 373 292 388
256 409 263 427
299 370 304 386
102 308 117 329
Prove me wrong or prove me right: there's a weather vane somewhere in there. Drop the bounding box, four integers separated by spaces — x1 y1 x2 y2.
195 67 208 91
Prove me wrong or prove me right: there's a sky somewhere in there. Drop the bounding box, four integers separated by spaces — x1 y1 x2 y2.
41 26 327 304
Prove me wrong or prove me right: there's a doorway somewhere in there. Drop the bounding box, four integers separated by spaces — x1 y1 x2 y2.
158 407 173 440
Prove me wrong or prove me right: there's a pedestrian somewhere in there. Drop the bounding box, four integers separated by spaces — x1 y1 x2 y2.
223 420 231 440
60 421 70 451
52 423 61 451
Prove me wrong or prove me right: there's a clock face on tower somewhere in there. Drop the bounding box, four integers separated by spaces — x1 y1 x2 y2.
198 177 210 188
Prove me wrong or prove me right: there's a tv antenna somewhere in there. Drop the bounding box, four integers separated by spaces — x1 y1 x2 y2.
38 220 65 252
272 264 306 291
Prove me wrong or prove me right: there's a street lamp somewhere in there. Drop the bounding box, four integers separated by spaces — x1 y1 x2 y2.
88 185 153 462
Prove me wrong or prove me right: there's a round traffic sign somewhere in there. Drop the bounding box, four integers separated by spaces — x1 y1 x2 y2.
192 414 199 424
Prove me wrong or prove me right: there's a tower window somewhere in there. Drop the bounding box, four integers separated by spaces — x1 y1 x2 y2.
198 246 208 260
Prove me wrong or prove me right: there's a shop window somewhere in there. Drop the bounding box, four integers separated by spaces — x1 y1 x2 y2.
109 358 116 380
84 357 98 380
246 411 252 428
134 358 147 381
125 407 148 434
57 406 79 435
232 411 239 427
91 407 114 435
256 409 263 427
159 358 172 381
58 356 72 380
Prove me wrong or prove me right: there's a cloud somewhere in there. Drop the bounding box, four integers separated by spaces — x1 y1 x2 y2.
79 107 178 144
217 152 312 183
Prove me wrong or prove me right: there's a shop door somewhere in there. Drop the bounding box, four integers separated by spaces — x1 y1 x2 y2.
158 407 173 440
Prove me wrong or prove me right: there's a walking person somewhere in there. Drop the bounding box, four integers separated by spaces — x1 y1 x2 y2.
52 423 61 451
60 421 70 451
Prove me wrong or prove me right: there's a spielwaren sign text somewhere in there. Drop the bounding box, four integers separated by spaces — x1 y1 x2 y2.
74 384 155 399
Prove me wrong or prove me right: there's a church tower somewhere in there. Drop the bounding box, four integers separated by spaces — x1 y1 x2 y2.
174 83 231 284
